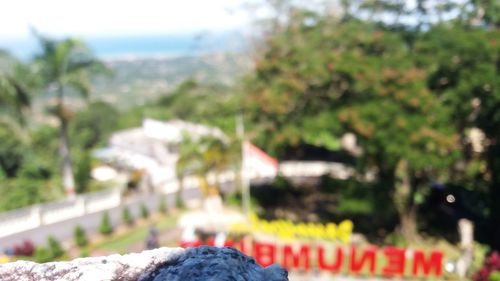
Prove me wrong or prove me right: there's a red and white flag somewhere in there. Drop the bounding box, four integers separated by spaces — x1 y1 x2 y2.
243 141 278 178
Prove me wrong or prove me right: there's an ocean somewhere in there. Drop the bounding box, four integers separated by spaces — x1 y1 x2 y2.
0 31 246 60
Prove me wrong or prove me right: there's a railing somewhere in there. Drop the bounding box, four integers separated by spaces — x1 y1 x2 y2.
0 188 122 238
279 161 355 179
0 161 352 239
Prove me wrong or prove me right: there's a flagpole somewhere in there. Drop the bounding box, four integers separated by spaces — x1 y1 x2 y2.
237 112 251 216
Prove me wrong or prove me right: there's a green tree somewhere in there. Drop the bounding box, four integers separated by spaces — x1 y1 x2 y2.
74 225 88 247
0 50 34 125
175 135 202 208
415 25 500 248
201 136 240 194
245 9 459 241
32 31 108 196
99 212 113 235
122 206 134 225
70 101 119 149
158 197 167 214
34 247 52 263
47 236 64 258
0 123 26 178
140 204 150 219
74 151 92 194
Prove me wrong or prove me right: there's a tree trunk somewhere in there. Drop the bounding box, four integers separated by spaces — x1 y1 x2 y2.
57 83 75 196
175 175 185 209
394 160 420 243
487 140 500 250
399 206 419 243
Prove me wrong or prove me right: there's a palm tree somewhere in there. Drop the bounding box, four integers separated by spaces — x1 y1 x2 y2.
175 135 202 208
201 136 240 194
32 31 108 196
0 50 33 126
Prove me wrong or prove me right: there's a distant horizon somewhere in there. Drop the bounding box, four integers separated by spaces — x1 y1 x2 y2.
0 30 249 60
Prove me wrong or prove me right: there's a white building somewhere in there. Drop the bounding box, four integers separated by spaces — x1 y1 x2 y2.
94 118 279 193
94 119 227 191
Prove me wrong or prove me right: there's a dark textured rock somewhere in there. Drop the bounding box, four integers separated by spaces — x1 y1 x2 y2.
0 247 287 281
139 246 288 281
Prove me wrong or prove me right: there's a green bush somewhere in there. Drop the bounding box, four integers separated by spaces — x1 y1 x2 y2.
99 212 113 235
47 236 64 258
74 225 88 247
75 152 91 194
140 204 149 219
34 246 52 263
122 207 134 225
79 248 90 258
225 192 242 207
175 195 185 209
158 197 167 214
491 271 500 281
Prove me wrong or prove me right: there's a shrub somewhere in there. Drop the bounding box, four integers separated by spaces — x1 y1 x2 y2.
79 248 90 258
491 272 500 281
34 246 52 263
127 170 143 190
140 204 149 219
122 207 134 226
74 225 88 247
47 236 64 258
158 197 167 214
99 212 113 235
75 152 91 194
473 251 500 281
175 195 185 209
13 240 35 256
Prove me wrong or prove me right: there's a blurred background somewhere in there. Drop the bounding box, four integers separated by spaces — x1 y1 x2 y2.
0 0 499 280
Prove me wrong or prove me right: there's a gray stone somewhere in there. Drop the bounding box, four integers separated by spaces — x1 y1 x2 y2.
0 246 288 281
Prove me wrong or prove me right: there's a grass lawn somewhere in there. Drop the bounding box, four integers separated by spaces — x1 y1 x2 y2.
93 214 178 254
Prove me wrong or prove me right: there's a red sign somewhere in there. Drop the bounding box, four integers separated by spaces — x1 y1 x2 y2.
180 238 443 278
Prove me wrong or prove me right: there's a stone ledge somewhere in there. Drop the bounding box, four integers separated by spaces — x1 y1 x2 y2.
0 247 288 281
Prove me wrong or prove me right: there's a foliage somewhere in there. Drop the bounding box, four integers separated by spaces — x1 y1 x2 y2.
0 178 52 212
47 236 64 258
74 225 88 248
99 212 113 235
245 8 461 240
154 79 238 132
127 170 143 190
122 207 134 226
93 215 177 254
491 272 500 281
32 30 109 194
473 251 500 281
140 204 150 219
0 50 35 125
158 197 167 214
70 101 119 149
34 247 52 263
0 123 26 178
74 151 92 194
79 248 90 258
13 240 35 257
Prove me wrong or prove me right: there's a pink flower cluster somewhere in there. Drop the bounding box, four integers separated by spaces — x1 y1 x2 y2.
473 251 500 281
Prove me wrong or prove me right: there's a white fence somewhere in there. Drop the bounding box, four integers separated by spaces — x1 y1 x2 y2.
0 188 121 238
0 161 354 239
279 161 355 179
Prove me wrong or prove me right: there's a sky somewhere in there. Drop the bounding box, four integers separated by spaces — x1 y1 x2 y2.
0 0 249 40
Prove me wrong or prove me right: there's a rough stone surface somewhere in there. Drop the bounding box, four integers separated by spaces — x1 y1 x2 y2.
139 246 288 281
0 246 288 281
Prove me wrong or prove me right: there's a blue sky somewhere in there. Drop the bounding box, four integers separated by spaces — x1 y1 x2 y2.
0 0 250 39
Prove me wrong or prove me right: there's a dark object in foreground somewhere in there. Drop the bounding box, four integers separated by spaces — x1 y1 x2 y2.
0 247 287 281
139 246 288 281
